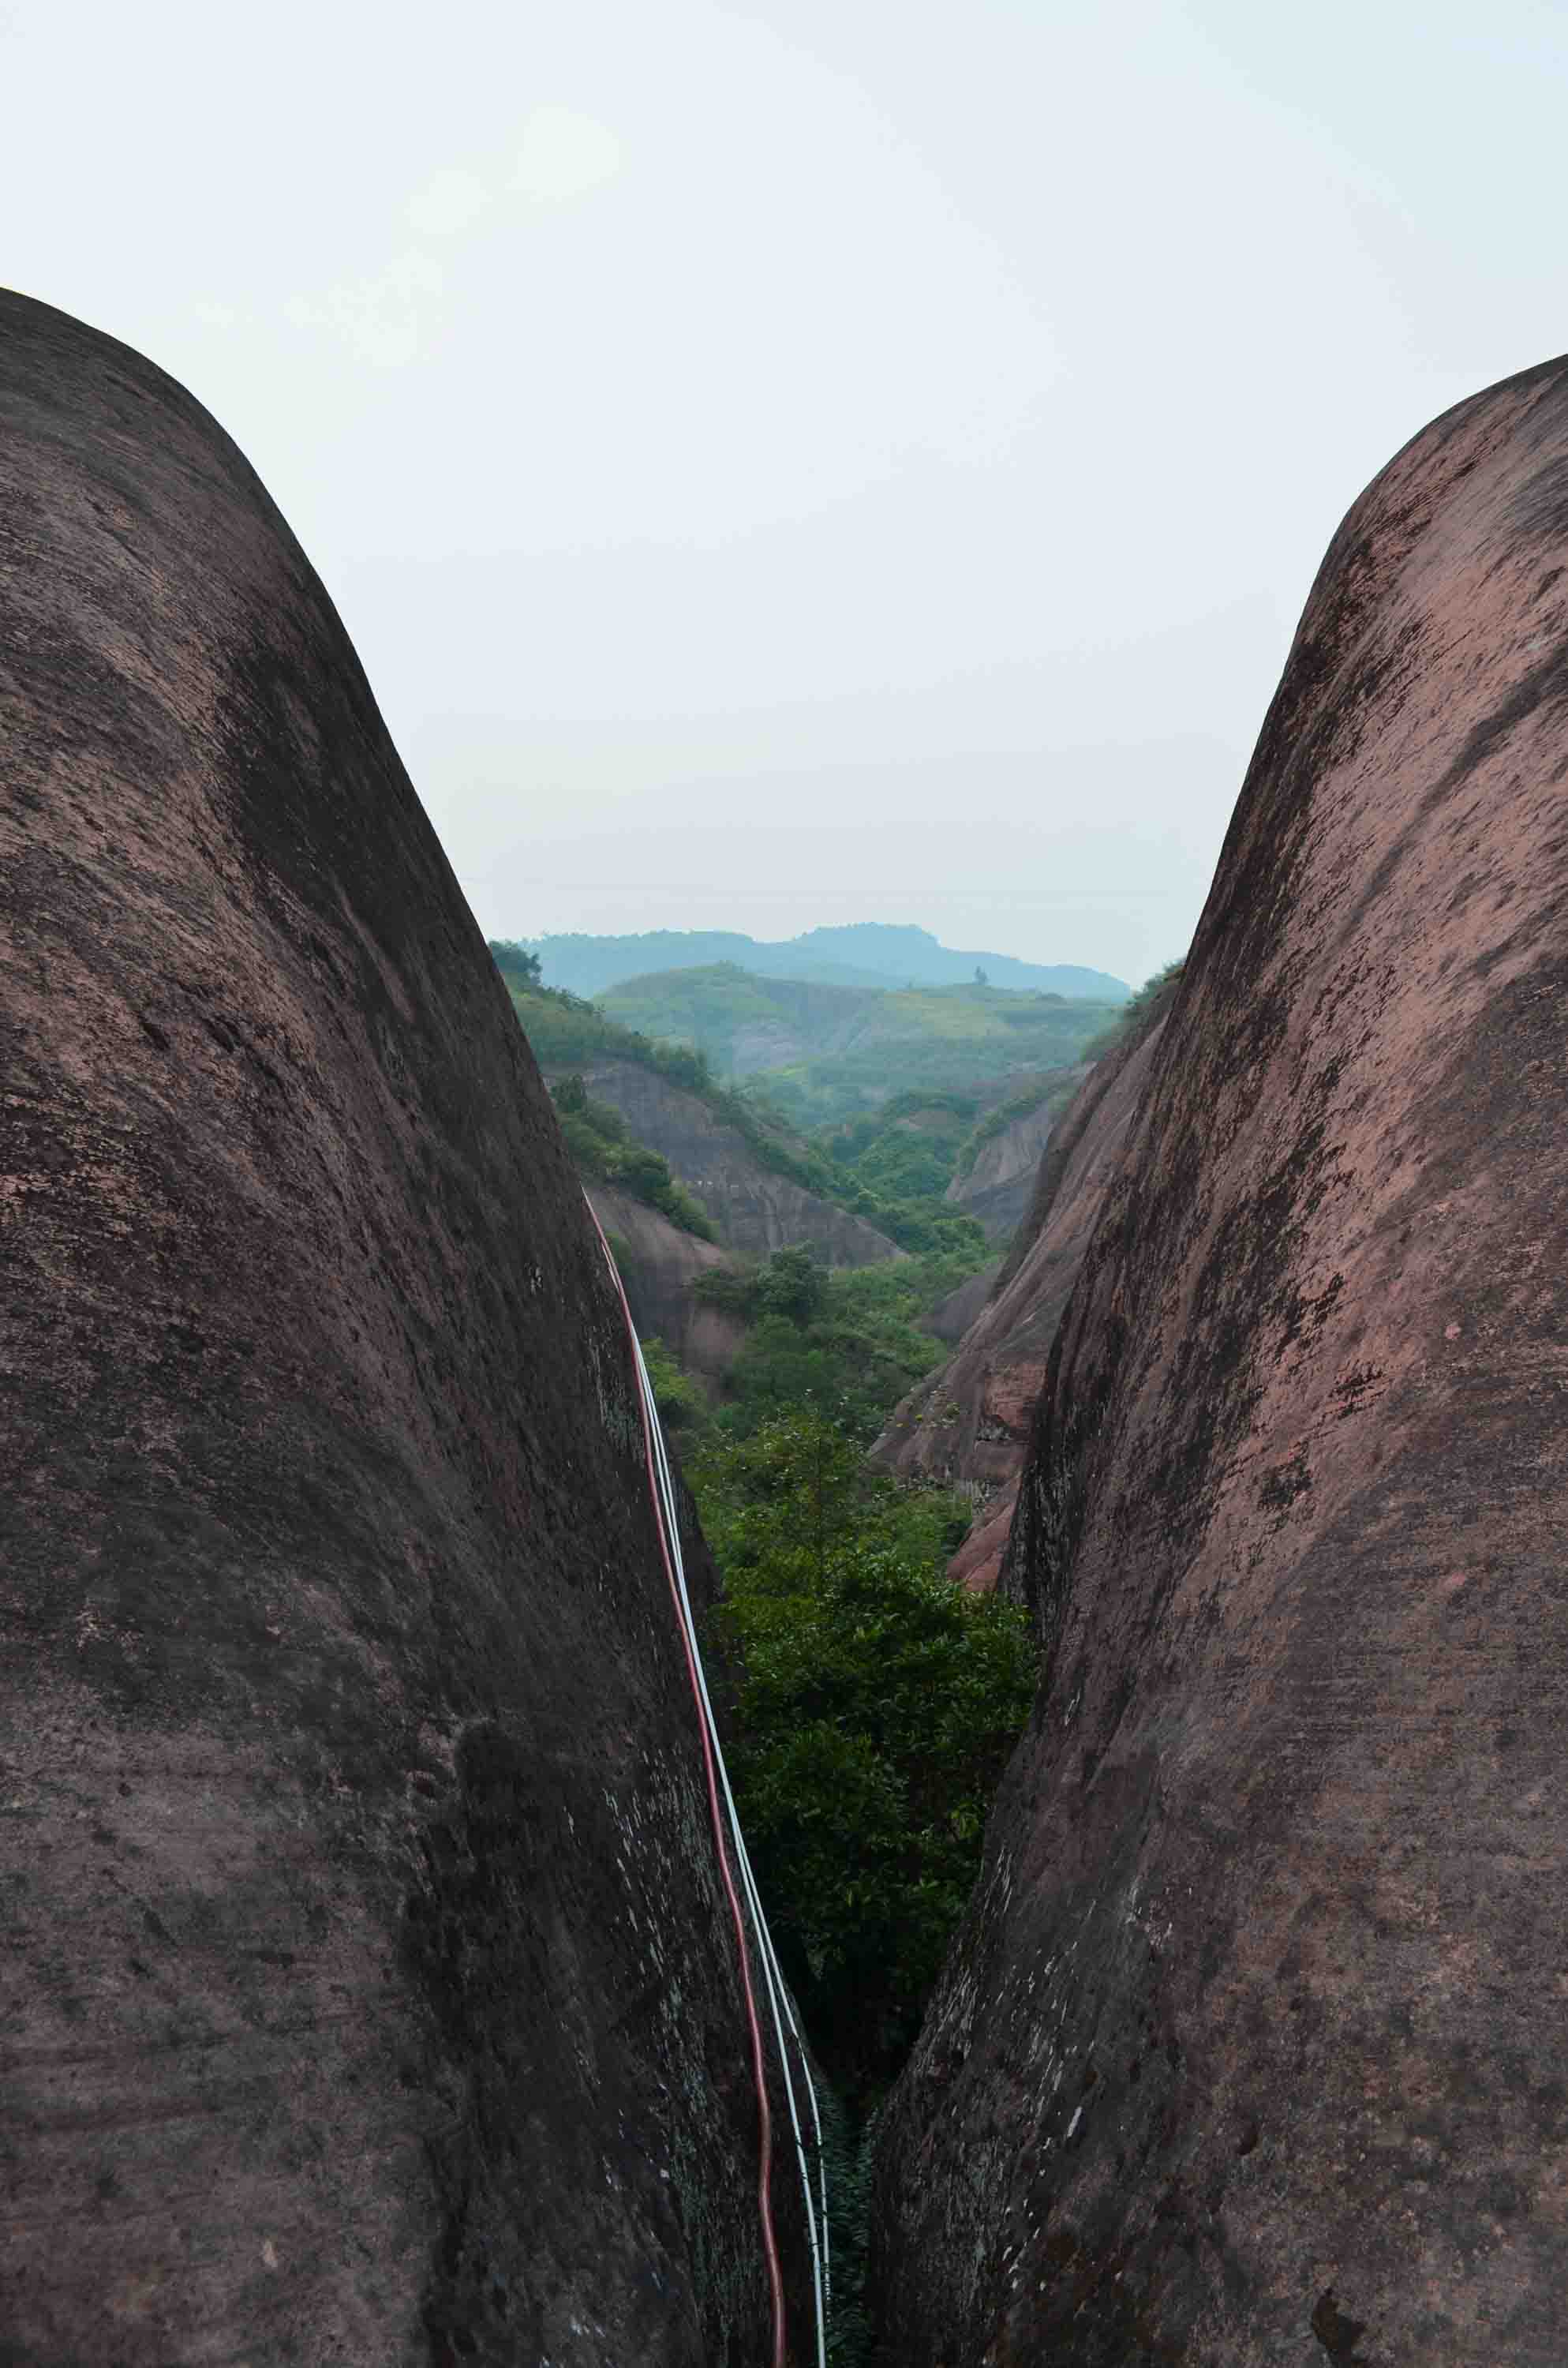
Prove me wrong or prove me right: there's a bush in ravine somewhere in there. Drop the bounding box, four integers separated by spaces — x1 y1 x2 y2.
688 1243 990 1445
695 1407 1035 2103
751 1244 826 1327
638 1336 710 1447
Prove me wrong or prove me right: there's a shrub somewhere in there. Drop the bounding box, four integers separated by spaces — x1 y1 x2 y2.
488 939 542 986
552 1085 716 1240
695 1407 1035 2102
1080 956 1186 1062
638 1336 709 1445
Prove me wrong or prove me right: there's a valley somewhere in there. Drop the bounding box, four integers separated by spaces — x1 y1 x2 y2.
17 279 1568 2368
492 933 1161 2145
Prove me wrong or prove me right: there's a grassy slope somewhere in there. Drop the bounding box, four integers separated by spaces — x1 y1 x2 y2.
598 965 1122 1126
598 962 861 1055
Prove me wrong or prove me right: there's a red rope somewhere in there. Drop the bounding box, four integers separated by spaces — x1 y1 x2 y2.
584 1198 788 2367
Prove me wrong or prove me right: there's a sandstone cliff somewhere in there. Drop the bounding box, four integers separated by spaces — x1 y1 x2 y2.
872 357 1568 2362
586 1182 747 1385
871 1022 1167 1589
943 1071 1083 1242
922 1262 1001 1347
571 1056 904 1267
0 295 810 2364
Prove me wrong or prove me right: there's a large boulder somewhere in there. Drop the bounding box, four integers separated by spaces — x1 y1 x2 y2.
871 358 1568 2360
0 294 810 2364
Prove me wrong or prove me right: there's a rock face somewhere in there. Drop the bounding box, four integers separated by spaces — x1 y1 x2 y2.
586 1182 747 1385
871 358 1568 2362
571 1057 904 1267
944 1072 1081 1243
870 1023 1167 1589
922 1261 1001 1347
0 296 810 2365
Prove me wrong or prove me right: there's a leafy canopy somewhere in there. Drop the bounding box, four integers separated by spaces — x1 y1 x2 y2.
691 1240 990 1444
695 1405 1035 2101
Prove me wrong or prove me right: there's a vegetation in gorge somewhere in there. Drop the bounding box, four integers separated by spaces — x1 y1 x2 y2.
687 1242 987 1444
821 1089 979 1202
629 1243 1035 2114
692 1405 1035 2104
494 942 1062 2116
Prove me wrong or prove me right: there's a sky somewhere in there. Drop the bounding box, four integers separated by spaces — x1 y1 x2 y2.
6 0 1568 987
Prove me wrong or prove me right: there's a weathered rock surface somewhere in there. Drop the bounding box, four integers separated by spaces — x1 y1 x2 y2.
0 294 810 2364
586 1182 747 1385
922 1261 1001 1347
870 1023 1166 1588
570 1057 904 1267
871 358 1568 2361
944 1071 1082 1242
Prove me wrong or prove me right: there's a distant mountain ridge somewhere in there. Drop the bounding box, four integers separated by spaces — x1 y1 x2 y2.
522 922 1130 1002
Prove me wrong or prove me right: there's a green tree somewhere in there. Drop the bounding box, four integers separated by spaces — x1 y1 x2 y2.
695 1407 1036 2101
695 1239 990 1444
488 939 542 987
638 1336 709 1447
752 1243 826 1326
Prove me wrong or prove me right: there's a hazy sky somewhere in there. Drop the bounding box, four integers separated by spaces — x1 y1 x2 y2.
8 0 1567 985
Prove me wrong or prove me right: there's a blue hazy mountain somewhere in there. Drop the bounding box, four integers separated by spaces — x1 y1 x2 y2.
522 924 1130 1002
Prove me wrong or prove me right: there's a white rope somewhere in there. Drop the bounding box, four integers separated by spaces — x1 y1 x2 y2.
629 1331 831 2366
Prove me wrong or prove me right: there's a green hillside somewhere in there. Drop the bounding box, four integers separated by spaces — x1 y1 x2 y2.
549 1075 714 1238
500 975 985 1258
823 1091 979 1202
597 962 1121 1126
519 921 1131 1002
